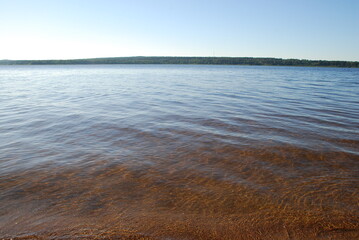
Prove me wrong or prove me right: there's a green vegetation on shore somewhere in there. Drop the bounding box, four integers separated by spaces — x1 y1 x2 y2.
0 57 358 68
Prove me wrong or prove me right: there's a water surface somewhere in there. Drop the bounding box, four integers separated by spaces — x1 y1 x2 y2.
0 65 358 239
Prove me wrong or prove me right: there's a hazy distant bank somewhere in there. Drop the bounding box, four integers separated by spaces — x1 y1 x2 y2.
1 56 358 68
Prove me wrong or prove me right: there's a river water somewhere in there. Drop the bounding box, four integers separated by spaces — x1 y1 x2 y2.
0 64 358 239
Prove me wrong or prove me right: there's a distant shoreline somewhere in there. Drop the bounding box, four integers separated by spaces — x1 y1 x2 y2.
1 56 358 68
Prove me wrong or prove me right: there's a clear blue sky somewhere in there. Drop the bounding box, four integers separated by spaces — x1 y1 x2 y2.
1 0 358 61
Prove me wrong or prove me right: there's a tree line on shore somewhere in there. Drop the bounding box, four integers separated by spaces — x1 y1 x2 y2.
0 57 358 68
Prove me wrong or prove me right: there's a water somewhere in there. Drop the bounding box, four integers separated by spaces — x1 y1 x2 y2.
0 64 358 239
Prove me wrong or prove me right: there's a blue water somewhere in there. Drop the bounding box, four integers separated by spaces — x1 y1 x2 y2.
0 64 358 239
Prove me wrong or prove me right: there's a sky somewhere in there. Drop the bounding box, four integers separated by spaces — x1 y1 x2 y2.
0 0 358 61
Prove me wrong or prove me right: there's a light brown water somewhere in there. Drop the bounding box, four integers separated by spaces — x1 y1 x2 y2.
0 65 358 239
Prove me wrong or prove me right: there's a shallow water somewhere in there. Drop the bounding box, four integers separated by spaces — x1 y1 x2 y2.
0 64 358 239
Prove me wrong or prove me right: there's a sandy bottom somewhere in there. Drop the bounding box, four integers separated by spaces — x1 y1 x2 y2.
1 146 359 240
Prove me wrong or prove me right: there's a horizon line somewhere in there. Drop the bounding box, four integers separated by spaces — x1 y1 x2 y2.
1 56 359 63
